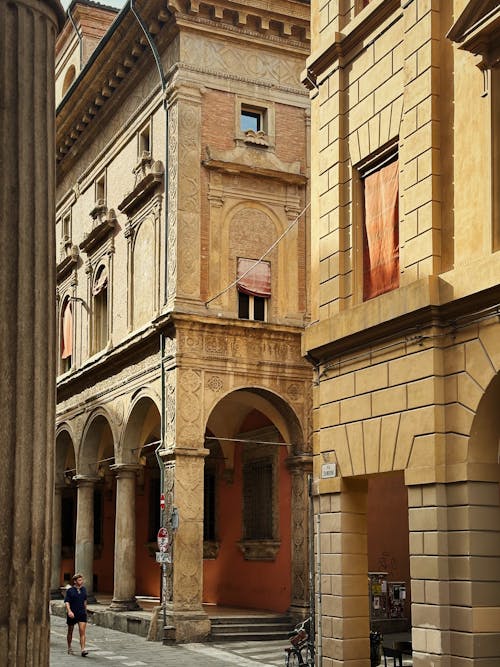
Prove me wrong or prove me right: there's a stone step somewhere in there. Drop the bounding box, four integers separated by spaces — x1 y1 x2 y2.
209 615 293 641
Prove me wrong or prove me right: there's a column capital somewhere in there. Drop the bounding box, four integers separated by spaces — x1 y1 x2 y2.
110 463 141 478
286 454 313 472
74 475 99 487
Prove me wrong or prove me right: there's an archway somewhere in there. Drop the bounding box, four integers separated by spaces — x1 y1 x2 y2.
203 387 309 615
53 428 76 594
77 413 115 597
119 393 161 606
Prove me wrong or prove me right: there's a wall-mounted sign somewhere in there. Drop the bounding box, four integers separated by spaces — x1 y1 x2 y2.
321 462 337 479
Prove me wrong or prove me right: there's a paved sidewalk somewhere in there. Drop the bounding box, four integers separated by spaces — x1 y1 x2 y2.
50 614 286 667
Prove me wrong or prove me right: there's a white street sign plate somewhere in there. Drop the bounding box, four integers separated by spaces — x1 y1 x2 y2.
321 462 337 479
156 551 171 564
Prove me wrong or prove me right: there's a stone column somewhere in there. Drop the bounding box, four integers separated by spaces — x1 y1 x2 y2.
287 455 313 619
75 476 98 601
50 484 64 598
409 480 500 666
165 447 210 641
0 0 64 665
109 465 140 611
317 478 370 667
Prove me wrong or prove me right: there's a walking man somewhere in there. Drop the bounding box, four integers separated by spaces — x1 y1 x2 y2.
65 573 89 656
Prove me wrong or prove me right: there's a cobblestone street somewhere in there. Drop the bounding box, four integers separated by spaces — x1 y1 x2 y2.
50 615 286 667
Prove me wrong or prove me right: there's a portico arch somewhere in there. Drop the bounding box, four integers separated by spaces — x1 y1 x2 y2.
53 427 77 595
203 386 311 617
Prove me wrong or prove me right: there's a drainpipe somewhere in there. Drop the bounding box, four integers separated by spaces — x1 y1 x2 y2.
130 0 171 644
129 0 170 306
308 475 315 647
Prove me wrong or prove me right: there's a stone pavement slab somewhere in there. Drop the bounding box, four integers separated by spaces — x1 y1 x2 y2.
50 614 287 667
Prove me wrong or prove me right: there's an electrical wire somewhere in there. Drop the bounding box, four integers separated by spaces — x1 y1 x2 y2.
205 201 310 306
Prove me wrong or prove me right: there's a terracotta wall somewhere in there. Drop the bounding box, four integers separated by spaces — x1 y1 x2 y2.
203 445 292 612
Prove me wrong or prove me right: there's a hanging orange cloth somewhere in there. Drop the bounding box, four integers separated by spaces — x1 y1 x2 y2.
363 159 399 300
236 258 271 297
61 301 73 359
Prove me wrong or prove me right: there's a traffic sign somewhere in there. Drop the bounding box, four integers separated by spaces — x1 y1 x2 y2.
157 527 170 552
160 493 165 511
156 551 171 564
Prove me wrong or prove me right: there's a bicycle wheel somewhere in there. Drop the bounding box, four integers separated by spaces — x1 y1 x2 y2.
286 648 304 666
304 643 315 666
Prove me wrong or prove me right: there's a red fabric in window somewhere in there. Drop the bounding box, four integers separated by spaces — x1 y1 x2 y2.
61 301 72 359
236 258 271 298
363 159 399 300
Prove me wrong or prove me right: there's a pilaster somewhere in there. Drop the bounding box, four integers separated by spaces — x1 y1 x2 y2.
287 455 313 619
166 82 204 308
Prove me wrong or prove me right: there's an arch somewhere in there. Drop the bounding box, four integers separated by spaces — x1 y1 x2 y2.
469 371 500 466
79 410 116 475
206 386 305 456
62 64 76 96
120 393 161 465
55 425 76 485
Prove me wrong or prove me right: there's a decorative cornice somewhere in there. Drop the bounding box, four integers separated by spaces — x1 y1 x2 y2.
57 245 79 282
118 159 164 215
79 207 117 254
202 145 307 185
447 1 500 70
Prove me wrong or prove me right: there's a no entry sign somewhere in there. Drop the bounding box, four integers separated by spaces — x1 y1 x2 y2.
157 527 169 552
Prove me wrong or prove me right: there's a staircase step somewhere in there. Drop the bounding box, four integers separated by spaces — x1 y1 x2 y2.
209 614 293 642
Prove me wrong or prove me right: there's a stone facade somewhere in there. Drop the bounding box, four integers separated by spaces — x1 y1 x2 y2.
54 0 311 643
304 0 500 665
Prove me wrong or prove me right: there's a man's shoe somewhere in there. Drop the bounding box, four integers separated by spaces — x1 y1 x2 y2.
81 651 88 657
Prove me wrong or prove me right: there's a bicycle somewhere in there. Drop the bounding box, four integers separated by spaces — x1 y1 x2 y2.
285 617 315 666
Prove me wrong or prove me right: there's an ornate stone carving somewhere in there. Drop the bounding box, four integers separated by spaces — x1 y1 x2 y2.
118 158 164 216
238 539 281 561
79 206 117 255
207 375 223 393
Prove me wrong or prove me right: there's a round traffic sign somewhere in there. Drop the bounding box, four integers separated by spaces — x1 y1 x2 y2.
157 527 170 552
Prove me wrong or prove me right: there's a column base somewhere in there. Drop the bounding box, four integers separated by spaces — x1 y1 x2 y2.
148 605 211 643
288 602 311 623
108 597 141 611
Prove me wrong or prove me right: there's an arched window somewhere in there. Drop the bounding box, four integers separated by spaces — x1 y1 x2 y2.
62 65 76 96
60 296 73 373
92 265 108 353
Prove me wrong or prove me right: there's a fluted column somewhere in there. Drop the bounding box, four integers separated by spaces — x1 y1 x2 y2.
0 0 64 665
75 476 98 601
50 484 64 598
109 465 140 611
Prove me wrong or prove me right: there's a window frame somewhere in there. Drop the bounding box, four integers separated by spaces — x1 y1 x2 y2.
235 96 275 147
353 143 400 303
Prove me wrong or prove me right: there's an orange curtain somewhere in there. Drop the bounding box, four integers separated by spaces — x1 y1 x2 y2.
237 258 271 297
61 301 72 359
363 159 399 300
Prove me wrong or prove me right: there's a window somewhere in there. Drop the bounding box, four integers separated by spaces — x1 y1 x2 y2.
60 297 73 373
241 109 263 133
236 98 275 147
360 155 399 301
236 258 271 322
92 264 108 353
62 212 71 242
95 174 106 205
138 122 151 157
203 469 216 541
243 458 273 539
